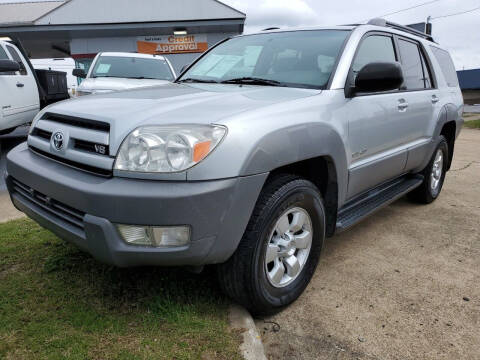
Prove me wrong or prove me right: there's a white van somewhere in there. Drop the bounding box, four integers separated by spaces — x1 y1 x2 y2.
73 52 176 96
0 40 39 134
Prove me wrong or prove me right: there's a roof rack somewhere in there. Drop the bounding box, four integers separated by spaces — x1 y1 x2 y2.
367 18 434 42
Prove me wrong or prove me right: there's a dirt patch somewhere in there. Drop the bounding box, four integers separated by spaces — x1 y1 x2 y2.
0 192 25 223
256 129 480 360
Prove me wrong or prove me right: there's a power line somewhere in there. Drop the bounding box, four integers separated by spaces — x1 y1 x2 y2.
376 0 442 18
358 0 442 22
431 6 480 19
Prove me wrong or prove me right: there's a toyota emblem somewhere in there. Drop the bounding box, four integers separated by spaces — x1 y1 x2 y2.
52 131 64 151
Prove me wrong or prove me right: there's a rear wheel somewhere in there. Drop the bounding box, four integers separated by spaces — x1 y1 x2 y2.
217 174 325 315
409 136 449 204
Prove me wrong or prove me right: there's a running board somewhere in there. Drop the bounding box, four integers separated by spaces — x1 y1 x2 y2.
336 175 423 233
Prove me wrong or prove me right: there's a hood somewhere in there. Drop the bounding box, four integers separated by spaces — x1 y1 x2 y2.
39 82 321 152
78 77 171 92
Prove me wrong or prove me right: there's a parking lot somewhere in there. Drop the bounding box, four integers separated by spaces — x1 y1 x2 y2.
256 128 480 359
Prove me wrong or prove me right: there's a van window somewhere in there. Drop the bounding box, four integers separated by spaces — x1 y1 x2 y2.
352 35 396 74
430 46 459 87
398 39 425 90
6 45 27 75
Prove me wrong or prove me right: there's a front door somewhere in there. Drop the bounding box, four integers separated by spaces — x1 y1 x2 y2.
0 44 19 122
4 44 39 123
346 33 410 199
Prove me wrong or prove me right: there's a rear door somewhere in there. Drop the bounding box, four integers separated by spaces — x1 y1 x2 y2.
394 37 439 171
5 44 39 122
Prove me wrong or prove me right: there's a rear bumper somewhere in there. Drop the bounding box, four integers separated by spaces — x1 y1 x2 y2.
6 142 267 267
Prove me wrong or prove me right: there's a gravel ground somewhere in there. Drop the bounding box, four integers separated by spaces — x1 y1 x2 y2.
256 128 480 360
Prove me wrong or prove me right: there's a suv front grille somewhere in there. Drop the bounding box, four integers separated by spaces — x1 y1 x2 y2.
11 178 86 230
43 112 110 132
29 146 113 177
31 128 52 140
28 112 114 177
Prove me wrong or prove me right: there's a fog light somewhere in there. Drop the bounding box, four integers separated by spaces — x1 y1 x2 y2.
117 225 190 247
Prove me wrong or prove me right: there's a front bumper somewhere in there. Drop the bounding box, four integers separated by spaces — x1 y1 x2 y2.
6 143 267 267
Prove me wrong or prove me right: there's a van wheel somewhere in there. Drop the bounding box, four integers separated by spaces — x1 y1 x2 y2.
409 136 449 204
217 174 325 315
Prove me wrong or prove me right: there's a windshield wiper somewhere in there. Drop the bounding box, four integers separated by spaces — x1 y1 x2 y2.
220 77 284 86
92 75 124 79
177 78 219 84
130 76 158 80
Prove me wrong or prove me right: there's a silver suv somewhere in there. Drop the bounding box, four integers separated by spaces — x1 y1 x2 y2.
6 19 463 314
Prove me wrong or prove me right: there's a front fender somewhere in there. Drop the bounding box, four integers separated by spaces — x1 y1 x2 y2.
188 118 348 207
240 123 348 205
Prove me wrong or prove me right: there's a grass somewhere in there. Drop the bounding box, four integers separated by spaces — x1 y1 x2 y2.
464 119 480 129
0 219 241 360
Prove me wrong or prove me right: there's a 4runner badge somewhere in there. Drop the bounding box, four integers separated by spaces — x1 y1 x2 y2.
51 131 64 151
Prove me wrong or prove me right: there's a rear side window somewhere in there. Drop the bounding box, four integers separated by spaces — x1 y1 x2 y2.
398 39 426 90
352 35 397 74
6 45 27 75
430 46 459 87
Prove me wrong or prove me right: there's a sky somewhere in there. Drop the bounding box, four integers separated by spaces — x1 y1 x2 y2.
221 0 480 70
0 0 479 69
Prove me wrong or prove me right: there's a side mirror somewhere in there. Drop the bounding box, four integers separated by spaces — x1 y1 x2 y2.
0 59 20 73
354 62 404 94
72 68 86 78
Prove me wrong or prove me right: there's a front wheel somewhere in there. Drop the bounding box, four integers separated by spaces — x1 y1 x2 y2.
409 136 449 204
217 174 325 315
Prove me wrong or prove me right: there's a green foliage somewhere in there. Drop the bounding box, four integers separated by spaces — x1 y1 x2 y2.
0 219 240 360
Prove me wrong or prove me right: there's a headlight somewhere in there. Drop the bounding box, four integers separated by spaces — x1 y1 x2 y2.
114 125 227 173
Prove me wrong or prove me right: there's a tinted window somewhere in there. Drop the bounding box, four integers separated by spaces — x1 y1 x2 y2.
430 46 459 87
0 46 9 60
6 45 27 75
91 56 174 81
420 50 433 88
398 39 424 90
182 30 350 89
352 35 396 73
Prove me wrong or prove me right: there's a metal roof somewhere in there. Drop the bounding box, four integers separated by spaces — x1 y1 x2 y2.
457 69 480 90
0 0 245 26
0 1 67 25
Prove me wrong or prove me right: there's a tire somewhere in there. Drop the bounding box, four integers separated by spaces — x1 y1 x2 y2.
217 174 325 315
408 136 449 204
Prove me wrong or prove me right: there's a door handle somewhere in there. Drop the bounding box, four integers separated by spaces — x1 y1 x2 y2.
397 99 409 111
16 82 24 88
431 95 439 104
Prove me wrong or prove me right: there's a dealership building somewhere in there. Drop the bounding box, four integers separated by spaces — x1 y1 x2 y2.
0 0 246 72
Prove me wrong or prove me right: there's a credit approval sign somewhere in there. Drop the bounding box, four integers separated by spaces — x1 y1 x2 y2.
137 35 208 55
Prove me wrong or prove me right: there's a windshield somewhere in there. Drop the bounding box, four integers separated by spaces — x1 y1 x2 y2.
91 56 174 80
179 30 350 89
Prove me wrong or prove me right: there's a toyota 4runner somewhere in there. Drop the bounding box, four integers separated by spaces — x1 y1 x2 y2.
6 19 463 314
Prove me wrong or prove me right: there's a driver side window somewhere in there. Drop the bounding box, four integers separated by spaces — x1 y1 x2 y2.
352 35 397 75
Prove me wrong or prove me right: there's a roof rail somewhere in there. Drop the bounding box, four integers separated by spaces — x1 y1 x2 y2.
367 18 434 42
